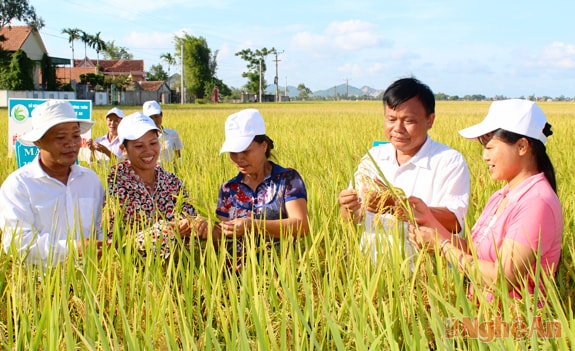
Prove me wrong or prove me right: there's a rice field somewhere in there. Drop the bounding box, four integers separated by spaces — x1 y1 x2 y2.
0 100 574 350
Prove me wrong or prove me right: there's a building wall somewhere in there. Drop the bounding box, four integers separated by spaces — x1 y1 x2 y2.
0 90 76 107
20 34 45 61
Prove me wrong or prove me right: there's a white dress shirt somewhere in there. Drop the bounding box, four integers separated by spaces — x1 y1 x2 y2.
94 133 124 160
158 127 183 164
0 156 105 265
354 137 471 264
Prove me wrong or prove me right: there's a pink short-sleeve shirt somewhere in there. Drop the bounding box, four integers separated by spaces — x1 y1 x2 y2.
471 172 563 299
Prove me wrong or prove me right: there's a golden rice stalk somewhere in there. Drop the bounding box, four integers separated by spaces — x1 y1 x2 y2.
363 151 416 225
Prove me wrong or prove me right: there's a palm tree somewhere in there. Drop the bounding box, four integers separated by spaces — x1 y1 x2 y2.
90 32 106 68
80 31 92 61
160 52 176 77
61 28 81 67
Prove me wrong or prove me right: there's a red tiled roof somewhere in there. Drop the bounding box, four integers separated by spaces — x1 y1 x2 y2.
57 58 146 83
139 81 165 92
73 58 144 75
0 26 36 52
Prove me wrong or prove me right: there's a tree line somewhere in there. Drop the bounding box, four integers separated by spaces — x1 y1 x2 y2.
0 0 304 102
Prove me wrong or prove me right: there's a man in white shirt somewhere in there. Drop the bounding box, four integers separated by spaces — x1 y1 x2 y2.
143 100 183 165
338 77 470 263
86 107 125 163
0 100 106 266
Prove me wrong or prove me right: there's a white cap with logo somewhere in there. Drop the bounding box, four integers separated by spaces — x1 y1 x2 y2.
117 112 160 144
143 100 162 116
105 107 125 119
219 108 266 153
459 99 549 144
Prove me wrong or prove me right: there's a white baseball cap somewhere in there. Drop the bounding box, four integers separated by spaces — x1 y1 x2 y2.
117 112 160 144
219 108 266 153
459 99 549 144
143 100 162 116
18 99 94 146
105 107 125 119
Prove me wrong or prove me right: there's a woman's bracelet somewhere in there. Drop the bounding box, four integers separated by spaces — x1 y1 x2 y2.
439 239 451 251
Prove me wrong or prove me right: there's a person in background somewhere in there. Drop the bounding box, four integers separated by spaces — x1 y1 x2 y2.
87 107 124 163
408 99 562 303
143 100 183 165
107 112 207 259
216 108 309 272
0 100 106 265
338 77 470 264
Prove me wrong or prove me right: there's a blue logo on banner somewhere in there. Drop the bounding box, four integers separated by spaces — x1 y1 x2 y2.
9 99 92 168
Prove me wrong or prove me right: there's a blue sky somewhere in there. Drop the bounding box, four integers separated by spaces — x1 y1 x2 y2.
30 0 575 97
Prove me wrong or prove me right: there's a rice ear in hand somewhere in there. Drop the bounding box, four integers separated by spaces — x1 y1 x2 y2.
363 151 417 225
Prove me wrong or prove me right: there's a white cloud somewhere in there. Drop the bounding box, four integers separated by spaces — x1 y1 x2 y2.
290 32 329 52
337 63 362 76
124 31 174 50
367 62 385 75
524 42 575 69
290 20 386 53
325 20 382 51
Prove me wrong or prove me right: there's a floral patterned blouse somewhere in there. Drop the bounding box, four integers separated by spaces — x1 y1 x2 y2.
107 160 196 259
216 162 307 268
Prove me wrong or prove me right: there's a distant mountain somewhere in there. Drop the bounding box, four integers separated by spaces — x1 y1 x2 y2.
264 85 300 97
265 83 383 98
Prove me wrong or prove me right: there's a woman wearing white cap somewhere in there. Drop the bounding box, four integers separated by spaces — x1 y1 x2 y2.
107 112 208 259
408 99 562 303
0 99 106 265
86 107 125 162
216 108 309 272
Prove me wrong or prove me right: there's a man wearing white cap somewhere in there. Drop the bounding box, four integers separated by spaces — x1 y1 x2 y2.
87 107 125 162
143 100 183 165
0 100 106 265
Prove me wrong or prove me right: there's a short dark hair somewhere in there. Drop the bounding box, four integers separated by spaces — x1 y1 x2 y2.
382 77 435 116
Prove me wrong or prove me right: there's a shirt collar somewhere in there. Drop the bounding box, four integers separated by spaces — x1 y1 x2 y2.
28 154 85 179
502 172 547 203
231 161 285 183
379 136 434 169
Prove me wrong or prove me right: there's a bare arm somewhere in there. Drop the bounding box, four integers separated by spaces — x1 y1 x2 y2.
220 198 309 239
409 223 536 289
429 207 461 233
441 238 536 289
408 196 461 233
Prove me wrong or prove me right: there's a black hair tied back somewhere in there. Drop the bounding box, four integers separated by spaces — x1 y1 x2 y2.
543 122 553 138
266 136 275 150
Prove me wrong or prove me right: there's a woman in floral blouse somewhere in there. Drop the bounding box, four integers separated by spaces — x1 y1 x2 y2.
216 108 309 272
107 112 208 259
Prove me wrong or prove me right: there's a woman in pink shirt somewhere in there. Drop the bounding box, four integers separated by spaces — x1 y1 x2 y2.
407 99 562 302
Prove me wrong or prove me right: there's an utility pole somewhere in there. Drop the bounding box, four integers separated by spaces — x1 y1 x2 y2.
343 78 350 100
284 76 287 98
180 43 184 104
273 50 284 102
258 58 262 103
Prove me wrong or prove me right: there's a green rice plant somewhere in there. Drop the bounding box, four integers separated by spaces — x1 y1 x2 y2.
0 101 573 349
